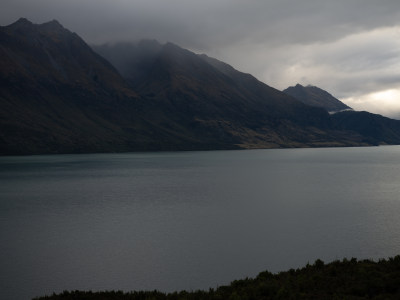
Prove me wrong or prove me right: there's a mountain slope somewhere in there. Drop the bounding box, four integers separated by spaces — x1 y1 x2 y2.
332 110 400 145
2 19 400 155
0 19 212 154
94 42 365 148
0 18 137 154
283 84 351 113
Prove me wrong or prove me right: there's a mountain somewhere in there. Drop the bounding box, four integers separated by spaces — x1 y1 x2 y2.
0 18 136 154
283 84 351 113
2 18 400 155
0 19 213 154
94 41 366 149
282 84 400 144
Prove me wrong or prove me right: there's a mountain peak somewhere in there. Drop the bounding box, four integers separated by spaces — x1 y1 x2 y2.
3 18 70 36
6 17 33 29
37 19 72 36
283 84 351 113
15 17 32 24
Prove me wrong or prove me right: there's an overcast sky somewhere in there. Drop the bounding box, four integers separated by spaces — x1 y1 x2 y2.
2 0 400 118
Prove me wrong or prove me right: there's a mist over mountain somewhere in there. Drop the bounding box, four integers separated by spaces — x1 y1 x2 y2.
1 18 400 155
94 41 364 149
93 40 163 86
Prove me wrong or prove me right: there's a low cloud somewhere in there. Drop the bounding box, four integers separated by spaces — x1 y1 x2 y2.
341 89 400 120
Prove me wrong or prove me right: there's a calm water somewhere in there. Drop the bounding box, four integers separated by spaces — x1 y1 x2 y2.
1 147 400 299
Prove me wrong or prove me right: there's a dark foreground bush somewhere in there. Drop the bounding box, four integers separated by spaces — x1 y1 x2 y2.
34 256 400 300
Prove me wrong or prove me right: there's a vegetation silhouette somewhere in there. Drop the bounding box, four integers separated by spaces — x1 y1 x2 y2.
34 256 400 299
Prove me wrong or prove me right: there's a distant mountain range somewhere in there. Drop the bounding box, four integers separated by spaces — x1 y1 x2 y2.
283 84 400 145
1 18 400 155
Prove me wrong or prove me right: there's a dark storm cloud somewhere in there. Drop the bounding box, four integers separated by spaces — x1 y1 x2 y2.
2 0 400 46
2 0 400 116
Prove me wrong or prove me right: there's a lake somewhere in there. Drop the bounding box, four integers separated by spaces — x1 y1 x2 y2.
1 147 400 299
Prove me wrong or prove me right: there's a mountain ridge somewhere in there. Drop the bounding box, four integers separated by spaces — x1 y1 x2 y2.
1 18 400 155
94 41 361 149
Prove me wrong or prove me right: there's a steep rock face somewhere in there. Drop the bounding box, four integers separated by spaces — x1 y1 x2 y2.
283 84 351 113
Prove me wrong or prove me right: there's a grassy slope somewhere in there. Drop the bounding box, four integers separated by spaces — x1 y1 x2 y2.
34 256 400 300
